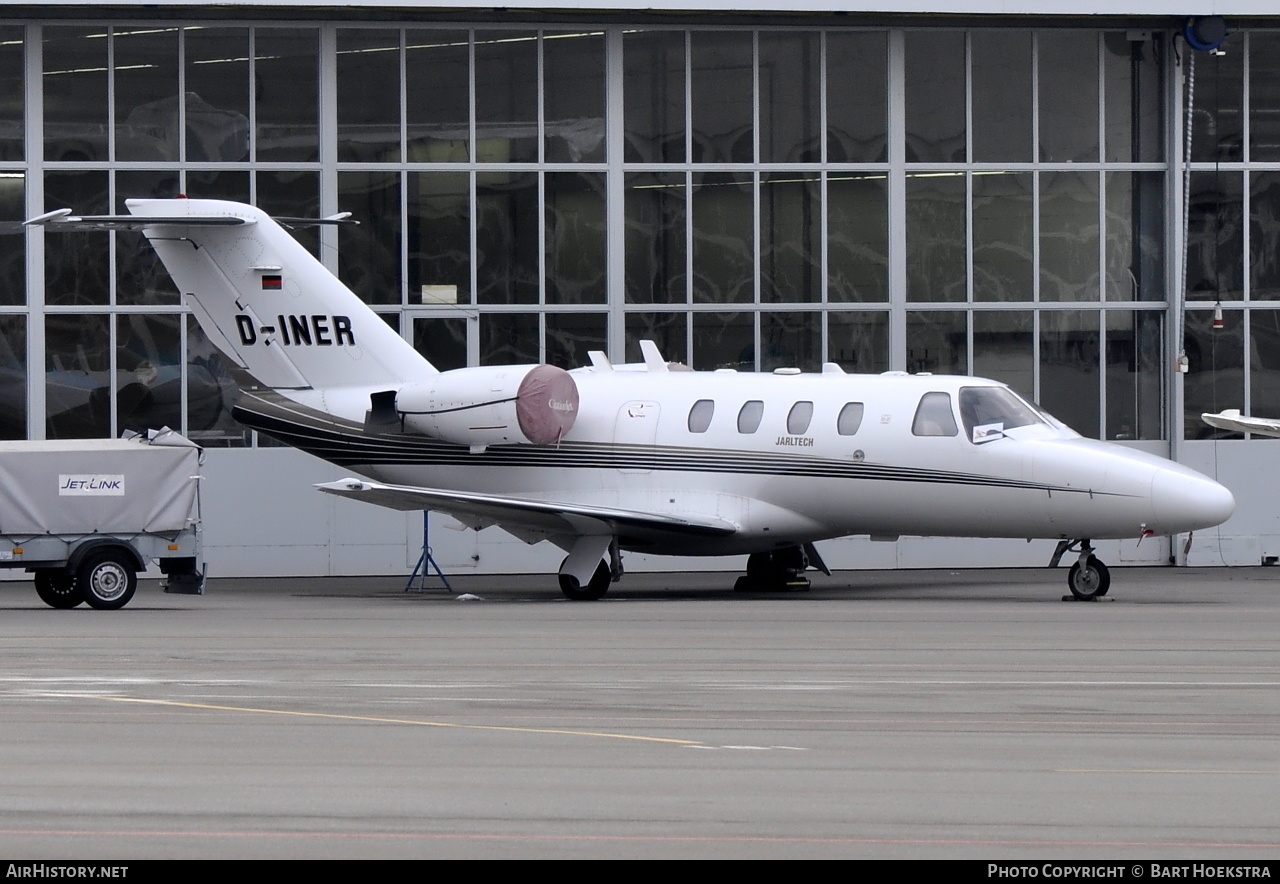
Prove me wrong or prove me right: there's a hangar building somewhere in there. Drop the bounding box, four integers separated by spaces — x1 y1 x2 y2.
0 1 1273 576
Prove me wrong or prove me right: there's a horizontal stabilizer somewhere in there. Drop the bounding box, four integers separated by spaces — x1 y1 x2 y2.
1202 409 1280 438
25 208 253 230
315 478 739 541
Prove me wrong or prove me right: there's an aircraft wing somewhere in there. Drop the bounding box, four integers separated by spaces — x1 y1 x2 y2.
314 478 739 543
1202 409 1280 438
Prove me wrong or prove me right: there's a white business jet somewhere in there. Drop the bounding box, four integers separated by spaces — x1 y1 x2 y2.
28 199 1235 600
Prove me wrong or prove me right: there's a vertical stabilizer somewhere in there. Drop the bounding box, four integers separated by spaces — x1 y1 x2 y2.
125 198 436 391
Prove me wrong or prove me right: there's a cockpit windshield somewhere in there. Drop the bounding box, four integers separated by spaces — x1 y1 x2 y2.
958 386 1048 443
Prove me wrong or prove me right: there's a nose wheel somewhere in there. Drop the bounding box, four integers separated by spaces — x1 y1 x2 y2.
1067 555 1110 600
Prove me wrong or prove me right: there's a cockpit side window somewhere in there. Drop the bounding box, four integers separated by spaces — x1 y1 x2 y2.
737 400 765 433
837 402 864 436
958 386 1045 443
688 399 715 433
911 391 959 437
786 401 814 435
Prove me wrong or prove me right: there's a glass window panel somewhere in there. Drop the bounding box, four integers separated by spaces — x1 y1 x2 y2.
836 402 864 435
825 31 887 164
1040 171 1100 302
973 311 1032 396
187 319 247 447
688 399 714 433
972 30 1032 163
185 27 250 163
46 314 110 439
973 171 1033 302
337 171 402 306
116 171 182 306
0 172 24 306
0 27 23 161
477 171 539 305
544 31 605 163
257 170 320 257
475 31 538 163
413 316 468 371
1040 309 1100 438
761 173 820 304
692 310 753 371
1250 33 1280 162
690 32 754 164
1103 32 1163 163
1038 32 1099 162
0 316 25 439
758 32 819 164
406 30 470 163
827 173 888 303
1183 308 1243 438
546 172 606 304
255 28 319 162
624 31 685 163
626 312 688 365
1251 171 1280 300
907 310 966 374
625 172 686 304
1249 310 1280 421
116 314 181 437
545 312 606 369
480 312 538 365
1190 35 1243 163
906 172 965 302
904 31 965 163
786 401 813 435
409 172 471 306
827 310 888 373
44 170 109 307
1105 310 1162 441
1105 171 1164 302
1186 170 1244 301
912 391 958 437
692 172 753 304
761 310 819 372
337 29 401 163
44 26 108 162
737 400 764 433
114 28 179 162
185 169 248 204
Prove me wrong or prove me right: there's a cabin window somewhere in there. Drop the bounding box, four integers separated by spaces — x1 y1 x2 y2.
837 402 864 435
912 392 959 437
688 399 715 433
737 400 764 433
787 401 814 435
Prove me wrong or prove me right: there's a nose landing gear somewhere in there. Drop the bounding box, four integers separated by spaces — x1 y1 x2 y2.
1050 539 1111 600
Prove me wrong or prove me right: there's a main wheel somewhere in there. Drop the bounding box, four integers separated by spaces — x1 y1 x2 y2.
559 559 610 601
1067 556 1111 600
78 549 138 610
34 571 83 609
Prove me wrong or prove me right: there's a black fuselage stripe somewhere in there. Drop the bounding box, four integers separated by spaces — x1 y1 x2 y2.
233 399 1107 497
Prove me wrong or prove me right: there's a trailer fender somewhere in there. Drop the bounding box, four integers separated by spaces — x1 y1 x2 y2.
66 539 145 575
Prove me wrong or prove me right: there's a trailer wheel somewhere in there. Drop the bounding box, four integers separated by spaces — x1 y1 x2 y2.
35 571 83 609
78 550 137 610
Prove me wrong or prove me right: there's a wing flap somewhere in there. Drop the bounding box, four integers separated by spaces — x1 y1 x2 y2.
315 478 739 542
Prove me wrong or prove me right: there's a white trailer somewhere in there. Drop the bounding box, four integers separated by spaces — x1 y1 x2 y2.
0 428 205 609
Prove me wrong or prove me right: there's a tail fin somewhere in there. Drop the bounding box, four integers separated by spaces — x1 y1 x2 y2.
121 198 434 391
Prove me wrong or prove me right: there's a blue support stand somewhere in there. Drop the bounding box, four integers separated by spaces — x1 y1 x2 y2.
405 511 452 593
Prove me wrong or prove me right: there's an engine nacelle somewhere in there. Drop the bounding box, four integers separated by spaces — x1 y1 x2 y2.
396 364 579 447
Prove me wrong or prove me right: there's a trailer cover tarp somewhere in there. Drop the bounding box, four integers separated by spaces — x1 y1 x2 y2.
0 431 200 535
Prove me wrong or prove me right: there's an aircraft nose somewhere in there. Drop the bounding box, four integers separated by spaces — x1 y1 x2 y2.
1149 468 1235 532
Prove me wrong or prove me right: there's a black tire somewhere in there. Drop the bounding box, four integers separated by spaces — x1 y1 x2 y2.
35 571 83 609
78 549 138 610
1068 556 1111 600
559 559 610 601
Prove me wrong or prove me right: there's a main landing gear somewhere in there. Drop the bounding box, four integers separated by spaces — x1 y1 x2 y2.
558 539 623 601
1050 539 1111 600
734 544 829 592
